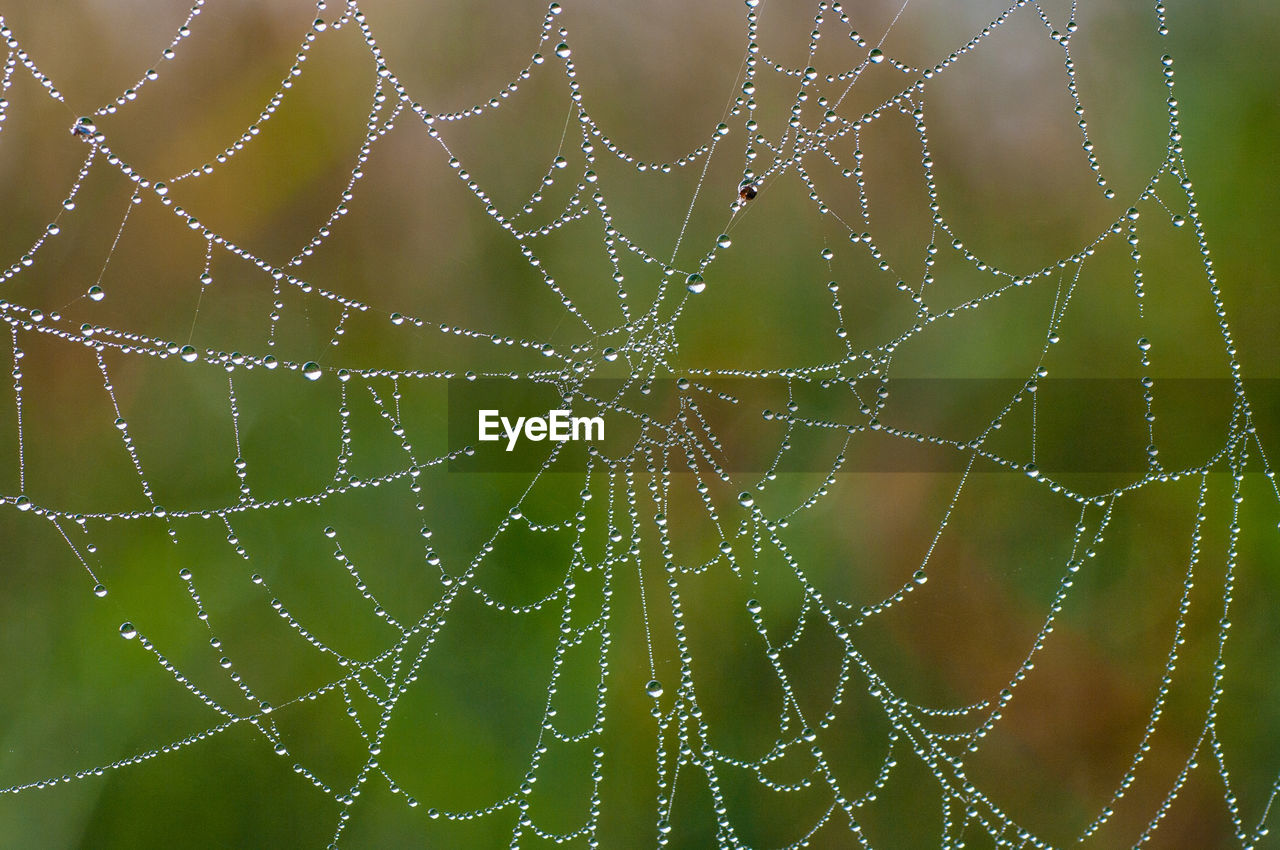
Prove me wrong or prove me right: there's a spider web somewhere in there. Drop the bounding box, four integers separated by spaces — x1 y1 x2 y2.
0 0 1278 846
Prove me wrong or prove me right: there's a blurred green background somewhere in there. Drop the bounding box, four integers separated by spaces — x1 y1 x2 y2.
0 0 1277 847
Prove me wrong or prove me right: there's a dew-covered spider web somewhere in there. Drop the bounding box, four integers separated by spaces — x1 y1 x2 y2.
1 0 1278 846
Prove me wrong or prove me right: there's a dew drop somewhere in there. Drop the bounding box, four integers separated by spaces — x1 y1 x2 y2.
868 48 885 63
746 598 762 614
14 495 32 511
93 584 108 598
645 680 664 698
119 622 138 640
88 285 105 301
179 345 198 363
738 492 754 508
602 347 618 362
685 273 706 294
555 43 571 59
912 569 928 585
716 234 732 249
302 361 323 381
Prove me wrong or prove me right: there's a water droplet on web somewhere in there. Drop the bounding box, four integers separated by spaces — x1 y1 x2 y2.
88 285 105 301
738 492 754 508
645 680 663 698
179 345 197 362
912 569 928 585
14 495 32 511
1172 215 1186 227
685 273 705 294
555 43 571 59
717 234 732 249
302 361 323 381
93 584 108 598
603 347 618 362
119 622 138 640
747 598 762 614
868 48 885 63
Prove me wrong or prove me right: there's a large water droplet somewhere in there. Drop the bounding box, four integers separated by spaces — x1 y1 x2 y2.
302 361 323 381
88 285 105 301
685 273 706 294
645 679 664 698
716 234 732 249
119 622 138 640
179 345 198 363
868 48 885 63
555 43 571 59
738 492 754 508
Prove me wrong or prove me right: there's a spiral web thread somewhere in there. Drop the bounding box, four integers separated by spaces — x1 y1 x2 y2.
0 0 1277 846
